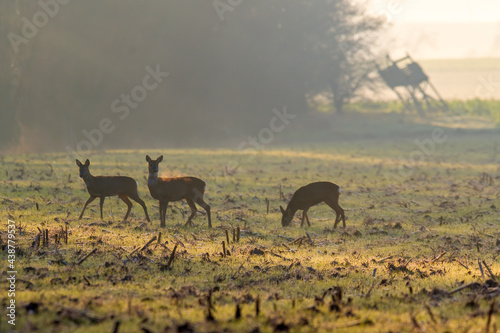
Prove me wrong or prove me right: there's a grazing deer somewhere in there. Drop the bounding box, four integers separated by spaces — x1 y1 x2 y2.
145 155 212 228
280 181 345 228
76 159 150 222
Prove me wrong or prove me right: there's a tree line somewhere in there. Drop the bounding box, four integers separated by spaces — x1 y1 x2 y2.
0 0 385 152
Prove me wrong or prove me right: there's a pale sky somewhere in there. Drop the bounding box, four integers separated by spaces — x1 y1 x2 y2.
365 0 500 58
367 0 499 23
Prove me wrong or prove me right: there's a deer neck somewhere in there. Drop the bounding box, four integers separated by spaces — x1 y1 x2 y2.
285 200 299 216
148 172 159 187
81 173 95 187
286 206 298 218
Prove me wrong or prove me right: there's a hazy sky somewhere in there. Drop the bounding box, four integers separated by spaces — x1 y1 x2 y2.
366 0 500 58
368 0 499 23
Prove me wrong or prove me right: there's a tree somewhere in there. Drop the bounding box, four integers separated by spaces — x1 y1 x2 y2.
298 0 386 113
0 1 386 152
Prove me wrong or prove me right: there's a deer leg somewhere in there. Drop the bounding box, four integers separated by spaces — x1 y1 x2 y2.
326 200 345 228
158 201 163 227
129 192 151 222
118 194 133 221
163 201 169 226
194 197 211 228
185 198 198 227
79 195 97 220
99 196 105 220
160 200 168 228
301 207 310 227
336 203 346 228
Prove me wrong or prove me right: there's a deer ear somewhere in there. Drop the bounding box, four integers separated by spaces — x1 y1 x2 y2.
76 159 82 167
85 159 90 166
279 206 285 215
157 155 163 163
146 155 151 162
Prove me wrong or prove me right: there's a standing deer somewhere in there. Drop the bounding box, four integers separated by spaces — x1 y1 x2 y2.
280 181 345 228
76 159 150 222
145 155 212 228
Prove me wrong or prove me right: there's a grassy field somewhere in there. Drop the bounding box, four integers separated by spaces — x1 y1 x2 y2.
339 99 500 127
1 113 500 332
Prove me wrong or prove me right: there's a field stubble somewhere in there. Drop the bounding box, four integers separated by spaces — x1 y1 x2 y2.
1 132 500 332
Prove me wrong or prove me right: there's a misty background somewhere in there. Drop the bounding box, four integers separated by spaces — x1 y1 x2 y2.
1 0 499 153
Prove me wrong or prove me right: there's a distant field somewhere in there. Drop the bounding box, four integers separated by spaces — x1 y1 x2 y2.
1 114 499 332
374 58 500 101
419 58 500 72
412 58 500 100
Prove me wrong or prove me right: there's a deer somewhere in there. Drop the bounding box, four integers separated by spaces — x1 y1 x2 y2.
76 159 150 222
280 181 345 228
145 155 212 228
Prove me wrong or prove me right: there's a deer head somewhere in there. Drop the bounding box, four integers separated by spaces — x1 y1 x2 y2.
146 155 163 176
280 206 293 227
76 159 91 179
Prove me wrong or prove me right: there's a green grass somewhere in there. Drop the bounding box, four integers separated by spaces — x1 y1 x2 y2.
338 99 500 127
1 114 500 332
309 98 500 126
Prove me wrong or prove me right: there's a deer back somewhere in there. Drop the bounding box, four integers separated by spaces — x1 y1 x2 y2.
86 176 138 197
148 176 205 201
289 182 340 210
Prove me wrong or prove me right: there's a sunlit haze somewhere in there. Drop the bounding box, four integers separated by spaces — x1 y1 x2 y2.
367 0 500 58
368 0 499 22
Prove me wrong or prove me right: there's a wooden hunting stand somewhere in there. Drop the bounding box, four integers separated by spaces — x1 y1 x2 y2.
376 54 448 113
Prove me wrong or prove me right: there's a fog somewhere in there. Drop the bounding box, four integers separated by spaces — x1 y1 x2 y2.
1 1 498 154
